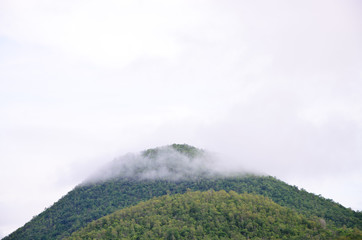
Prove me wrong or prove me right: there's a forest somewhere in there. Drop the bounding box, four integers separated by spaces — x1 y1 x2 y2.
4 144 362 240
67 190 362 240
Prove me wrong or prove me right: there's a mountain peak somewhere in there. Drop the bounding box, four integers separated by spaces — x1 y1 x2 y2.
84 144 220 184
4 144 361 240
142 144 204 159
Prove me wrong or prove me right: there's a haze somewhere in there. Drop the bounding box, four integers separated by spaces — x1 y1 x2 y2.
1 0 362 238
84 145 232 184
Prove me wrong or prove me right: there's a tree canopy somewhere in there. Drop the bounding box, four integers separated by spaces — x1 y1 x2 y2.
67 190 362 240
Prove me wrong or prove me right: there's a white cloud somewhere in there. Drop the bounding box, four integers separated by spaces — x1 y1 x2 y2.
1 0 362 236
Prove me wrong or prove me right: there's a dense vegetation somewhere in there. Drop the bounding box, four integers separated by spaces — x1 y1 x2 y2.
143 143 203 159
4 144 362 239
6 176 361 240
67 191 362 240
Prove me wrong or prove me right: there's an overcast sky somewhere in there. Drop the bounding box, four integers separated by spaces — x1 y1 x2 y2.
1 0 362 237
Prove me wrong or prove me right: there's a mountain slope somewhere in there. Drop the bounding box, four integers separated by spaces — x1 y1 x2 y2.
66 191 362 240
4 144 362 239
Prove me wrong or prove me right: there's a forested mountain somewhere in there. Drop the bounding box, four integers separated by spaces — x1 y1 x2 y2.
4 144 362 239
66 191 362 240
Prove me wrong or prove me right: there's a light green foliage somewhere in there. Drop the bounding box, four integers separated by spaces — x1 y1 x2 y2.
67 191 361 240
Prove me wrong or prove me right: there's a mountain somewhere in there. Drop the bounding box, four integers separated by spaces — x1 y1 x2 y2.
66 191 362 240
4 144 362 239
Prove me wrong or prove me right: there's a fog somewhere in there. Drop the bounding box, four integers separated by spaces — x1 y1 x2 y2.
1 0 362 237
83 145 250 184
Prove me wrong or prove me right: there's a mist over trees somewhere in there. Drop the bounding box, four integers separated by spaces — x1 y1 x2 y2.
84 144 243 184
3 145 362 240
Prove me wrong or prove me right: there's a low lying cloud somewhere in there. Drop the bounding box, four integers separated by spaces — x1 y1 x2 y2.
83 145 249 184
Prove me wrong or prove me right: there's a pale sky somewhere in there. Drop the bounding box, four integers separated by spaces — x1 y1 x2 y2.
1 0 362 238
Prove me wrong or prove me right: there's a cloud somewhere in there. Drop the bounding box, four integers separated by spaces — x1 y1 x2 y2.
83 145 248 184
0 0 212 68
1 0 362 237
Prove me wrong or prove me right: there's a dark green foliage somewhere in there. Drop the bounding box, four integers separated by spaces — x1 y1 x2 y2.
142 144 203 159
66 191 362 240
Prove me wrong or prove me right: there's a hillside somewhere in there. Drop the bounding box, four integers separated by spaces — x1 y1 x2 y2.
66 191 362 240
4 144 362 239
